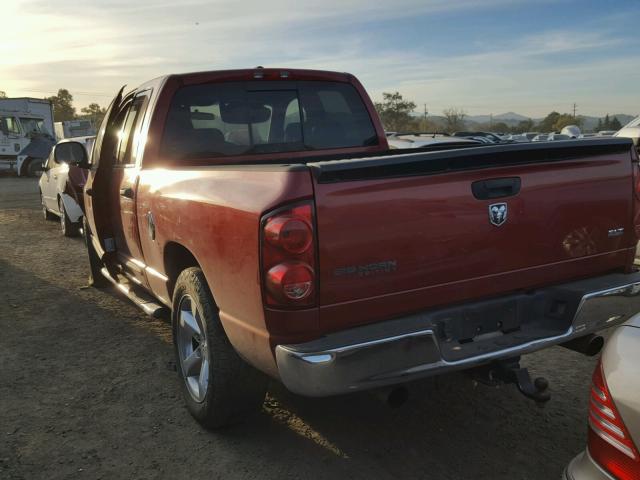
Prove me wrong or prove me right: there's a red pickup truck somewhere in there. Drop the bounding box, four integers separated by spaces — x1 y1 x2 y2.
55 68 640 428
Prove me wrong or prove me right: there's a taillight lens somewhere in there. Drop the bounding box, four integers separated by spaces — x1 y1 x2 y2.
588 358 640 480
261 202 316 307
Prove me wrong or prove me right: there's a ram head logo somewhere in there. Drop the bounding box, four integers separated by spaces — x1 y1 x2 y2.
489 203 508 227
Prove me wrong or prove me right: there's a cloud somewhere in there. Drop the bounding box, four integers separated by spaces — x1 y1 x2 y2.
3 0 639 116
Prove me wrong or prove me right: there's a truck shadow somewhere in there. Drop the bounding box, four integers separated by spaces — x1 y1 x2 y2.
0 249 596 480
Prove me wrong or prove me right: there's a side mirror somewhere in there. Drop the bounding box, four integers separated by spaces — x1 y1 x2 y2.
54 141 89 168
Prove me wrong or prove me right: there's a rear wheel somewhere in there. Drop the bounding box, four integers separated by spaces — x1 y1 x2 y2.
172 267 268 428
26 159 43 177
59 198 79 237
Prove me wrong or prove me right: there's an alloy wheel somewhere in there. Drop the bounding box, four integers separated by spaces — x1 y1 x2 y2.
176 295 210 402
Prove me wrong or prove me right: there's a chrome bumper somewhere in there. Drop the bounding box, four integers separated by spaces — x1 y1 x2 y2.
275 273 640 396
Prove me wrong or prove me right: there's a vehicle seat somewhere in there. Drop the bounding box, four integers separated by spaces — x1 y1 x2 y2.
284 123 302 143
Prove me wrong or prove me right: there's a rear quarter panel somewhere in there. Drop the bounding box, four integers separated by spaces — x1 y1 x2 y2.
135 167 316 376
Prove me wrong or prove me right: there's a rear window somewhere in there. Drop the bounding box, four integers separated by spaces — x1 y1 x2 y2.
161 81 378 160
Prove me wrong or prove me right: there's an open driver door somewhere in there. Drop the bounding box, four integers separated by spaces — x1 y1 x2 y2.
83 86 125 269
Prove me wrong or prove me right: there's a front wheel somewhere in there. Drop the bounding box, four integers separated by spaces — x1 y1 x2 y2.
59 198 79 237
172 267 268 428
26 159 43 177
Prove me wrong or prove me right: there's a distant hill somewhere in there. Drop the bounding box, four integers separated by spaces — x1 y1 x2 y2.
463 112 636 131
409 111 637 132
467 112 530 125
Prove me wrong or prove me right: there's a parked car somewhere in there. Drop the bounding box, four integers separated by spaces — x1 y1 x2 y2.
57 68 640 429
562 125 582 138
452 131 506 143
522 132 540 141
615 116 640 150
548 133 572 141
39 137 92 237
507 134 530 142
564 315 640 480
387 132 481 149
599 130 617 137
532 134 549 142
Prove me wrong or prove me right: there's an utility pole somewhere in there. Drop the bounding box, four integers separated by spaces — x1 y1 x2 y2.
423 104 428 130
573 103 577 119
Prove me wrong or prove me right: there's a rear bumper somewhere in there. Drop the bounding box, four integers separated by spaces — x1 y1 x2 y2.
275 272 640 396
564 451 614 480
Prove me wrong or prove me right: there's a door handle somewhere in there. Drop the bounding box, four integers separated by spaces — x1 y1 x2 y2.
472 177 521 200
120 187 134 199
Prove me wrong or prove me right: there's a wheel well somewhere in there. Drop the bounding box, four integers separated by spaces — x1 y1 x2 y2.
19 157 31 176
164 242 200 297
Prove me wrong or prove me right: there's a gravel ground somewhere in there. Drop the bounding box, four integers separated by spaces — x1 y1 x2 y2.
0 176 601 479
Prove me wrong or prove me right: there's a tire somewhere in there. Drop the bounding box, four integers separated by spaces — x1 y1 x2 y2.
172 267 267 429
26 159 43 177
83 216 109 288
59 198 80 237
41 192 56 221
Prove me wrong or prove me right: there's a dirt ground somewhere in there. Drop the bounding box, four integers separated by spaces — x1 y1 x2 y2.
1 176 602 479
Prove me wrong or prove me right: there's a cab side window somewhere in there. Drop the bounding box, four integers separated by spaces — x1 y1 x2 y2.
115 93 150 166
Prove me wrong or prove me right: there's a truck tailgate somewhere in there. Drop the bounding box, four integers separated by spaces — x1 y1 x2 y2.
309 139 636 332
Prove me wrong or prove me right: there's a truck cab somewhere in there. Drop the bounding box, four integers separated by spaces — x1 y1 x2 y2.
0 98 55 176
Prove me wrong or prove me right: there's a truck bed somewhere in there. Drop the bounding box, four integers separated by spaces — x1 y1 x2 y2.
308 138 636 332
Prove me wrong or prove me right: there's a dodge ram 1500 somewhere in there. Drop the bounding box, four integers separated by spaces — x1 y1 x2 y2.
56 68 640 428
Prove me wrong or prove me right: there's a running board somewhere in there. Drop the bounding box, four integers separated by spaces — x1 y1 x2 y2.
100 267 169 319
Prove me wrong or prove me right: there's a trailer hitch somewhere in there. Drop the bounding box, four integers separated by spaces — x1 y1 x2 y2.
469 357 551 406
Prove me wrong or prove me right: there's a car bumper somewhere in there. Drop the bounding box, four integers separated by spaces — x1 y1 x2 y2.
564 451 614 480
275 272 640 396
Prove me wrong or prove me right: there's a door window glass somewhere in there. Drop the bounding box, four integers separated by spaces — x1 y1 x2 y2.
116 94 149 165
0 117 21 135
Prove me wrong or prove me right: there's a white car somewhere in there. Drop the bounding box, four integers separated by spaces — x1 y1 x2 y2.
39 138 92 237
561 125 582 138
387 132 481 149
615 116 640 149
564 315 640 479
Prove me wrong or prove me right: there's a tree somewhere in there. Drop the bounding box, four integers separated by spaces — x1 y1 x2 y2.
537 111 561 132
552 113 582 132
0 91 7 98
442 107 466 133
489 122 510 134
512 118 535 133
80 103 107 127
46 89 76 122
374 92 417 131
610 117 622 131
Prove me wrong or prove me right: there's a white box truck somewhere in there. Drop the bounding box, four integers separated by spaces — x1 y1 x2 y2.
0 98 56 176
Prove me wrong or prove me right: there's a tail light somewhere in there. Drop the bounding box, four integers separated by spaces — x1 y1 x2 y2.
261 201 317 307
588 358 640 480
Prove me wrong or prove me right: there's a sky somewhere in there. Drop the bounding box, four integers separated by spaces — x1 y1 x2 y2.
2 0 639 118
